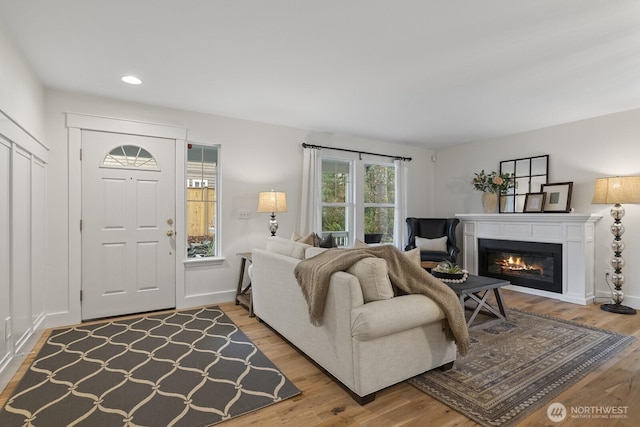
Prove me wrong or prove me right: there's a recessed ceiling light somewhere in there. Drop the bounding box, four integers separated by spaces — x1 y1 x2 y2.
121 75 142 85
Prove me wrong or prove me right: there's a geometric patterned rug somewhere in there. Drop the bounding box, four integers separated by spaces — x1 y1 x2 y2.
408 308 635 427
0 306 300 427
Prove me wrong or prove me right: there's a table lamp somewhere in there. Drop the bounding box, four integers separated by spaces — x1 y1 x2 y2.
257 190 287 236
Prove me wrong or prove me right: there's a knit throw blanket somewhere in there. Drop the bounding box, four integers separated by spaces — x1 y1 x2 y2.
294 245 470 356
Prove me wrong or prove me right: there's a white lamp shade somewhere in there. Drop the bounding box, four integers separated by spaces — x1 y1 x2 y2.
592 176 640 204
257 191 288 213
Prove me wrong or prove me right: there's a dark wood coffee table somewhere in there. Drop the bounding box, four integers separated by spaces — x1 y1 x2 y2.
445 275 510 327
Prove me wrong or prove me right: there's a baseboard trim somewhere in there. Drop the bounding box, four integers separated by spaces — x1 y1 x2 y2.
0 328 44 395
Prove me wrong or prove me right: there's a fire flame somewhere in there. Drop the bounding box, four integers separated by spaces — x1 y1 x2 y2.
500 256 543 274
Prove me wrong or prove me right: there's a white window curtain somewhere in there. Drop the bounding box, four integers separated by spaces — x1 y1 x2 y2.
394 159 409 249
298 146 321 235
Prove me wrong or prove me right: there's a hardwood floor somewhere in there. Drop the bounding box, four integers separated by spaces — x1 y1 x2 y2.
2 290 639 426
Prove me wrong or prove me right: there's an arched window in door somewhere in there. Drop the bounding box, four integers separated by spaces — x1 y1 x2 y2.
102 145 159 170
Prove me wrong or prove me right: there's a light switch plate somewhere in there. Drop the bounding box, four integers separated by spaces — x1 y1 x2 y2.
5 317 11 341
238 210 251 220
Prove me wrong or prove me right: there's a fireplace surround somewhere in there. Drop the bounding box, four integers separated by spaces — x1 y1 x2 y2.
456 213 601 305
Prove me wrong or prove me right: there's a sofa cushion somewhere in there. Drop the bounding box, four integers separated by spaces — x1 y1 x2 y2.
356 239 420 265
347 257 394 303
266 236 311 260
415 236 448 252
351 294 446 341
404 247 421 265
305 247 327 259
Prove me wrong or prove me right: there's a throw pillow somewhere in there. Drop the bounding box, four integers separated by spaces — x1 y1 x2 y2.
415 235 448 252
266 236 311 260
404 247 421 266
319 233 335 248
291 232 317 246
353 238 369 249
347 257 394 303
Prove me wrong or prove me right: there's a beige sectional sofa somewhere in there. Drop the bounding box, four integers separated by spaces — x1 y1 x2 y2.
251 237 457 404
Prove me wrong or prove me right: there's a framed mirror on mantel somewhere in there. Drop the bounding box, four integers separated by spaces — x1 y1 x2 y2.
499 155 549 213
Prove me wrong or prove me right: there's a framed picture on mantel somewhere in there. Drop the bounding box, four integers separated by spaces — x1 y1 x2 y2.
541 182 573 213
523 192 546 213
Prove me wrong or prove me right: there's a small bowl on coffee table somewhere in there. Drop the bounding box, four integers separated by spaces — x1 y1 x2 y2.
431 271 465 280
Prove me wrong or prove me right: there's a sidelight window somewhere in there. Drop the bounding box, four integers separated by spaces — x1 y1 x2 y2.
186 143 219 258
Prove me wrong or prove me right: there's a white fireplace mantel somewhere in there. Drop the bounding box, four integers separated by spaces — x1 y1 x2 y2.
455 213 602 305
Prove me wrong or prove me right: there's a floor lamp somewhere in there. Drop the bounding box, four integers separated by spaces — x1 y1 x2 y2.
257 190 288 236
592 176 640 315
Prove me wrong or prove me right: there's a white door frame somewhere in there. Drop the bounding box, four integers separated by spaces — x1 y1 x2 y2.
63 113 187 326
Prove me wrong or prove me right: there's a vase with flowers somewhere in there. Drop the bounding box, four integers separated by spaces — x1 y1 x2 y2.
472 170 514 213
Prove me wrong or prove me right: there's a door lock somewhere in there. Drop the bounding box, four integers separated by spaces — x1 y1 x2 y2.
167 219 174 225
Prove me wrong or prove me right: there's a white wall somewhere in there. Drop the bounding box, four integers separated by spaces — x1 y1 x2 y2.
0 23 47 389
44 89 436 325
0 22 44 141
433 108 640 309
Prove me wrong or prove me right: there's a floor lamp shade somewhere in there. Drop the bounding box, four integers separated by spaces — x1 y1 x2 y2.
257 191 287 236
592 176 640 315
592 176 640 205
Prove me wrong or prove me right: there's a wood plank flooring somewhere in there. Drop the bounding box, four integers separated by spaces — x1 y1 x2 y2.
2 290 639 426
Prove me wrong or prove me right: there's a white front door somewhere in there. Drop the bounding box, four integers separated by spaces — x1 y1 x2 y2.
81 130 176 320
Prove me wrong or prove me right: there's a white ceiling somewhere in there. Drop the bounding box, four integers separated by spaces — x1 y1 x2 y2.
1 0 639 148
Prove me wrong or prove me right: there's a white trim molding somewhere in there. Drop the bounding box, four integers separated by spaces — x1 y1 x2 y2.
0 111 48 390
61 113 187 326
456 213 602 305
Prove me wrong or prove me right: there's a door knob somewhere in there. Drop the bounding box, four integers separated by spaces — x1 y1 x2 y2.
167 230 174 237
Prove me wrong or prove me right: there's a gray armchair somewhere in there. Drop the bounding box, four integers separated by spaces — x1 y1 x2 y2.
405 217 460 264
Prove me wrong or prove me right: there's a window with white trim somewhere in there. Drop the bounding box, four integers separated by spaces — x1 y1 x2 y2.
320 155 397 247
364 162 395 244
321 158 353 247
186 143 219 258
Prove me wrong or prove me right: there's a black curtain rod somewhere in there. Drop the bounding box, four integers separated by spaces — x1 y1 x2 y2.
301 142 412 161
